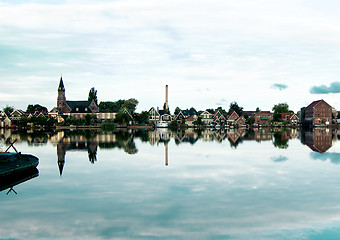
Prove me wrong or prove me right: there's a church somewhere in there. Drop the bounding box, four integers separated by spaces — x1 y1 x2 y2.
49 77 99 122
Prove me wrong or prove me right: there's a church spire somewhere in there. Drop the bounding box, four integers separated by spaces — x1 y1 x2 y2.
58 75 65 91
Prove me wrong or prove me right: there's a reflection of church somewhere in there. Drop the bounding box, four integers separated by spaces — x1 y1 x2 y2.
56 133 98 175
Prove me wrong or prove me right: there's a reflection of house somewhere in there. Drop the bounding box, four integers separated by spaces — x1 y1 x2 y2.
254 128 273 142
227 128 246 143
304 99 332 126
305 128 332 153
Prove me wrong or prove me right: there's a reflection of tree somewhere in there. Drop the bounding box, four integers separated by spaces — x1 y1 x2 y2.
124 140 138 155
229 138 243 149
88 143 98 164
273 132 289 149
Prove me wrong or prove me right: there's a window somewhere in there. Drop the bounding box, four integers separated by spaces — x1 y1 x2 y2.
76 108 79 112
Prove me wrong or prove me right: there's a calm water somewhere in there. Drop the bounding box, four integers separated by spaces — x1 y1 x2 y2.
1 128 340 240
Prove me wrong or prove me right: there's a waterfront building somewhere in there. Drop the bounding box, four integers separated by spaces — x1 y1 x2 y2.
54 76 99 121
304 99 332 126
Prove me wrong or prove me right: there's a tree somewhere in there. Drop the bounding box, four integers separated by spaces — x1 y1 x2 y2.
115 112 131 125
228 102 243 116
3 105 14 116
122 98 138 113
99 100 125 112
206 109 215 114
174 107 181 115
215 106 226 114
272 103 289 122
26 104 48 113
138 111 149 124
256 107 261 112
88 87 98 105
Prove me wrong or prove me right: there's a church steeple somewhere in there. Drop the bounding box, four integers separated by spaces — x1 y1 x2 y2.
57 75 66 110
58 75 65 91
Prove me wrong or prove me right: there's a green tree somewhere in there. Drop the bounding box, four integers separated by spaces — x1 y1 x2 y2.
256 107 261 112
122 98 138 113
174 107 181 115
115 112 131 125
138 111 149 124
88 87 98 105
26 104 48 113
3 105 14 116
247 116 255 125
99 100 125 112
206 108 215 114
228 102 243 116
272 103 289 122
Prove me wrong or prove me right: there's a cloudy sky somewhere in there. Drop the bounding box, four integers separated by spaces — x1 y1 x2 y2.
1 0 340 113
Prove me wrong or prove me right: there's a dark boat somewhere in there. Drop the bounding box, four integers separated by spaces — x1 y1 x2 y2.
0 152 39 176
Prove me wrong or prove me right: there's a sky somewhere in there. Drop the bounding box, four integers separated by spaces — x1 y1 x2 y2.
1 0 340 113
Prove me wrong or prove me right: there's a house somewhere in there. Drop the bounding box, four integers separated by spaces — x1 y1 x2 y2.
56 76 99 120
200 111 213 125
213 110 226 125
0 111 11 128
235 116 246 127
304 99 332 126
227 111 239 126
9 109 26 125
185 115 198 127
174 111 186 122
148 107 160 122
280 113 299 126
252 111 273 126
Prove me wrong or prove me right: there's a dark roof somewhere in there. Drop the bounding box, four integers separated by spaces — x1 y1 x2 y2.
58 76 65 91
66 100 93 113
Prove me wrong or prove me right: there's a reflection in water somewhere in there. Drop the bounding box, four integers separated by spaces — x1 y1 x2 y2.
2 127 340 239
2 127 340 175
302 128 333 153
0 168 39 195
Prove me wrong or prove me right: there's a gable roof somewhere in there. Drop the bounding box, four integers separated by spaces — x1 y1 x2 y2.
66 100 94 113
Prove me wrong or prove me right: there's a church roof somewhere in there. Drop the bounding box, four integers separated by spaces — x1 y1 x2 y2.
66 100 94 113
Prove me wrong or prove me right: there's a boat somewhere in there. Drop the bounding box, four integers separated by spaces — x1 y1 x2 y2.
156 121 168 128
0 152 39 177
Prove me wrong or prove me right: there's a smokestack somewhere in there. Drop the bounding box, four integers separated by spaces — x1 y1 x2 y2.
165 85 168 111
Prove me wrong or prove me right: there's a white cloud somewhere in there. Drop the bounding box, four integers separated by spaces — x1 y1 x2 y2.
1 0 340 112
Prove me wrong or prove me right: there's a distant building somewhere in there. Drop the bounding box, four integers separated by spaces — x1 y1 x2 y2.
253 111 273 126
304 99 332 126
55 76 99 120
0 111 11 128
280 113 299 126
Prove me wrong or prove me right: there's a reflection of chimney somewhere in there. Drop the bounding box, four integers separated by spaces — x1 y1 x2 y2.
165 142 168 166
165 85 168 111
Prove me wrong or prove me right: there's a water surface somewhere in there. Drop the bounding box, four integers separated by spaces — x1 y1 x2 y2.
0 128 340 239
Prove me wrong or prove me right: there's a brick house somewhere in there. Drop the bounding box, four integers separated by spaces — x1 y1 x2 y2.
304 99 332 126
253 111 273 126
